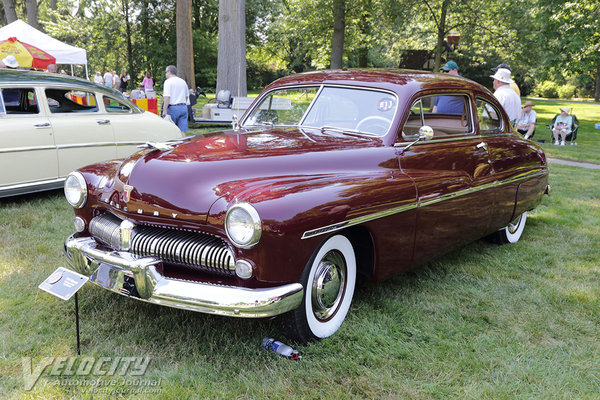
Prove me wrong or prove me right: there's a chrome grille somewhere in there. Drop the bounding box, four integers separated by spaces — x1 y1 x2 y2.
89 213 236 275
89 213 123 250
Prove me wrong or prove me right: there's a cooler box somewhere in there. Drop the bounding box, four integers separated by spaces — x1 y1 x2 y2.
133 98 158 115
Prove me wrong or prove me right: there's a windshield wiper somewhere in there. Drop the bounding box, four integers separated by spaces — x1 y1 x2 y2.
319 125 373 136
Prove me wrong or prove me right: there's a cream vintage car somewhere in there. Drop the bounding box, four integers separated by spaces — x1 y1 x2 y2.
0 69 184 197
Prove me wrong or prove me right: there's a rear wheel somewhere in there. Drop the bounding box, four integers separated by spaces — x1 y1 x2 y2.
279 234 356 344
488 212 527 244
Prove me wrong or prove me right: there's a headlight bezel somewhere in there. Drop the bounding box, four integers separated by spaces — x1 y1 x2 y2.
64 172 88 209
225 202 262 249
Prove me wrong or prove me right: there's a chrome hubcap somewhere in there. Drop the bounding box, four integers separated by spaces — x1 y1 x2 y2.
311 250 346 321
508 214 522 234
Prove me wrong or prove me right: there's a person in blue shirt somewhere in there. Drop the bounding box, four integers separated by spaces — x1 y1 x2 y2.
433 61 464 114
552 107 573 146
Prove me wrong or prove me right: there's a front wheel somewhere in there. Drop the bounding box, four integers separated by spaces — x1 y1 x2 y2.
488 212 527 244
279 235 356 344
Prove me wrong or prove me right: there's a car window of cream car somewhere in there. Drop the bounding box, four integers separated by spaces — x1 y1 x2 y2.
0 87 39 115
45 88 99 113
242 85 398 137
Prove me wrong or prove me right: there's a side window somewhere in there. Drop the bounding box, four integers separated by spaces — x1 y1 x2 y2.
476 98 502 133
45 89 98 113
402 94 471 140
103 96 132 113
0 87 39 114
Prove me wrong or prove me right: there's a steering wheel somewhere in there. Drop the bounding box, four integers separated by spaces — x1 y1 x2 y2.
356 116 392 134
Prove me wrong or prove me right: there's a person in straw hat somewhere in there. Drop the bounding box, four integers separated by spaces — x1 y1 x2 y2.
515 100 537 139
491 67 521 126
552 106 573 146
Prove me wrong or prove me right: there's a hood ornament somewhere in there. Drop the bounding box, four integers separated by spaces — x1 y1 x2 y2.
137 141 174 151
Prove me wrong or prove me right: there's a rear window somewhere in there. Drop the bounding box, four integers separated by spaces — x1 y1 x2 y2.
0 87 39 114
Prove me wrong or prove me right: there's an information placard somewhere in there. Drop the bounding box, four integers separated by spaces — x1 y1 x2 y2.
38 267 89 300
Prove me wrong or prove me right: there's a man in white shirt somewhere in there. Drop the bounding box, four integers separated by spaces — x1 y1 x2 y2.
491 68 521 126
162 65 189 132
515 100 537 139
103 69 113 88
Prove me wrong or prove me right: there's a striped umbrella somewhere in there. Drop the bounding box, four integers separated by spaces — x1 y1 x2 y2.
0 37 56 69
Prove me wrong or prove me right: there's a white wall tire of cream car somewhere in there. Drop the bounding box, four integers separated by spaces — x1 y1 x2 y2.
279 234 356 344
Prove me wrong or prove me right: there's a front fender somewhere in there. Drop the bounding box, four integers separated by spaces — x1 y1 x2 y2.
208 171 417 283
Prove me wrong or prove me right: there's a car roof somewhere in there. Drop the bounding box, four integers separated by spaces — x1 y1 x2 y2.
0 69 120 96
265 68 491 98
0 69 140 110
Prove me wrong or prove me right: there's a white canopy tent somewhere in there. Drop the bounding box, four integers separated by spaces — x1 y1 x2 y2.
0 19 88 78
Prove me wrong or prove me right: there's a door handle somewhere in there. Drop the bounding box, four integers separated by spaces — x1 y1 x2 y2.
97 119 110 125
33 122 51 129
476 142 488 151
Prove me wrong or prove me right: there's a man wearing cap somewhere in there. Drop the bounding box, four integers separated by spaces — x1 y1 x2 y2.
433 61 464 114
552 107 573 146
2 55 19 69
491 63 521 96
491 68 521 126
516 101 537 139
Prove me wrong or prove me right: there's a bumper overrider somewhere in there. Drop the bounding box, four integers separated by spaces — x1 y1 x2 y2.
64 235 304 318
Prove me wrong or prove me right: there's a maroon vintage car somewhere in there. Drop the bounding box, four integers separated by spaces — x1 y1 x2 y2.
63 69 549 343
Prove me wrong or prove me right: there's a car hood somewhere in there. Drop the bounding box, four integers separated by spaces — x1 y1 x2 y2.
114 127 382 220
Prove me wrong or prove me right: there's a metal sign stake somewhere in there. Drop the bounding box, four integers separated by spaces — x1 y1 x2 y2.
75 292 81 356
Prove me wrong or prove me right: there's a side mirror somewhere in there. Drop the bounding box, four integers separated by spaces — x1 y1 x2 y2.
231 114 239 130
418 125 434 141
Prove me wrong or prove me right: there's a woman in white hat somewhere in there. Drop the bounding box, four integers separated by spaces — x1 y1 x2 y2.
491 68 521 125
552 107 572 146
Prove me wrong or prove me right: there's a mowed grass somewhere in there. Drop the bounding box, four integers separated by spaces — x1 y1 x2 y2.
1 162 599 399
512 98 600 164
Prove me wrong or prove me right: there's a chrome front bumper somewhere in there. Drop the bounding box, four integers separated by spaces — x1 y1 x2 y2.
64 235 304 318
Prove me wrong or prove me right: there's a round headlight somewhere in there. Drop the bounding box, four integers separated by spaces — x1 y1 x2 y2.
64 172 87 208
225 203 261 248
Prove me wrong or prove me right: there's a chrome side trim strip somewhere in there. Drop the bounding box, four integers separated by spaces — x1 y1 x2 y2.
0 177 65 198
116 141 145 147
57 142 115 149
301 169 547 239
400 132 512 146
302 202 418 239
0 145 56 154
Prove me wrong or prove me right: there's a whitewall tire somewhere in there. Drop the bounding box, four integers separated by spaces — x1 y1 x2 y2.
279 234 356 343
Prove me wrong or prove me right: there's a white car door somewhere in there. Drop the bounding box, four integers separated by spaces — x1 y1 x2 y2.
101 94 183 158
45 87 118 177
0 86 59 193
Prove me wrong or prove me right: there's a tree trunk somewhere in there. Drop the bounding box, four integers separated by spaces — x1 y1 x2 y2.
433 0 449 72
217 0 247 97
2 0 17 23
357 1 371 68
595 68 600 102
177 0 196 88
123 0 134 81
330 0 345 69
26 0 40 30
50 0 57 23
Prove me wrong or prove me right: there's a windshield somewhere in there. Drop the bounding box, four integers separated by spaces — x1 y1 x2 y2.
243 85 397 137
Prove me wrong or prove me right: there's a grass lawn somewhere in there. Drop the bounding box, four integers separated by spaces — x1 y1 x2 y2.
1 98 599 399
526 98 600 164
